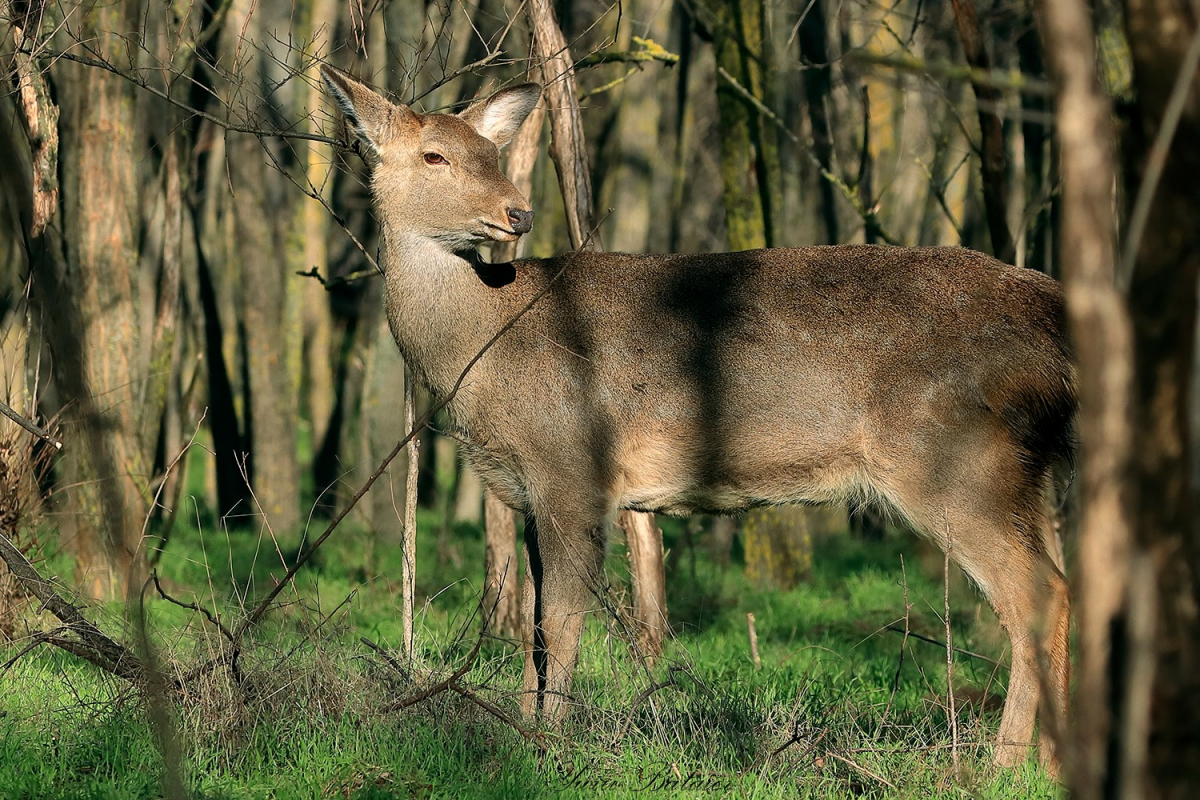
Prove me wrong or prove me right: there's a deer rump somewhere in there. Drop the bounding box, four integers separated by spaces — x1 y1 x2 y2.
452 243 1074 536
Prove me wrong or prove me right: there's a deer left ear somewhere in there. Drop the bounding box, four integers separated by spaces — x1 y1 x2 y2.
458 83 542 149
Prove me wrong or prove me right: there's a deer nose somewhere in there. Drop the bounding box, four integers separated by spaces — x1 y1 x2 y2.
507 208 534 234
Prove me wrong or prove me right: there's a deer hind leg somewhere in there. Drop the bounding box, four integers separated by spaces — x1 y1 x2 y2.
882 448 1070 772
518 507 606 723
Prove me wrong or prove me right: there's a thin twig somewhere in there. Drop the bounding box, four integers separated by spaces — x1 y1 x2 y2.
883 625 1006 669
0 399 61 450
944 530 959 773
151 571 236 644
878 555 911 732
825 752 898 790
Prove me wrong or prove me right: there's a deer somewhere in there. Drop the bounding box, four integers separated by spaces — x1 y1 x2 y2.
319 66 1074 772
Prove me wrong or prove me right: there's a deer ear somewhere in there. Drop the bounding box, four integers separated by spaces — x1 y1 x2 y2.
320 66 414 159
458 83 542 149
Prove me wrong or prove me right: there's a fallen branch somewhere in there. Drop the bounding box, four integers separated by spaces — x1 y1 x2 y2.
0 528 141 682
448 681 546 749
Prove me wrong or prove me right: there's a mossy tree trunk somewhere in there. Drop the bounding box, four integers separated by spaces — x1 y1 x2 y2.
695 0 812 590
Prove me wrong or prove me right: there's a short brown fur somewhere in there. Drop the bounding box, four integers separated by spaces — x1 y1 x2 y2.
321 68 1074 771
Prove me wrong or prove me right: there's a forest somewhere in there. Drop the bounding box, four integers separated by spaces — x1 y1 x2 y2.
1 0 1198 797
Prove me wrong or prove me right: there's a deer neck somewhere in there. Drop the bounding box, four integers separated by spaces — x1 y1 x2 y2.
381 230 499 399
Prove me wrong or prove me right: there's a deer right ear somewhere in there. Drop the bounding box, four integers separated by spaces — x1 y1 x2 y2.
320 66 414 160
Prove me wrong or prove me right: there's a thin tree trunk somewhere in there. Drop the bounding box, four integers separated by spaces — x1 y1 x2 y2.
483 91 544 637
598 0 672 253
402 365 419 657
529 0 595 251
484 491 521 637
224 0 300 536
1039 1 1135 795
295 0 340 460
950 0 1014 262
618 510 668 657
1016 4 1050 273
796 0 838 244
453 465 483 525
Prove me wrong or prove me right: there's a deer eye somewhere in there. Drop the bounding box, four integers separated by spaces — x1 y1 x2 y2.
423 152 448 166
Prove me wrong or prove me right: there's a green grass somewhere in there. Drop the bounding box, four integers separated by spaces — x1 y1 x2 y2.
1 504 1062 799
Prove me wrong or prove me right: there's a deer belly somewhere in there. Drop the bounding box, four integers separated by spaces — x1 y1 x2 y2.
616 432 864 516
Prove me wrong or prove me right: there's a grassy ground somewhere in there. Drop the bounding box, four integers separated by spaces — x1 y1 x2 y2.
1 501 1062 799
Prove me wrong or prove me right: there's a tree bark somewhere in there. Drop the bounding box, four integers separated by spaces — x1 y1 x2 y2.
484 491 521 637
225 0 300 536
1039 1 1136 795
796 0 839 244
44 0 150 599
950 0 1015 262
618 509 668 657
483 90 544 638
1121 1 1200 794
694 0 813 588
597 0 673 253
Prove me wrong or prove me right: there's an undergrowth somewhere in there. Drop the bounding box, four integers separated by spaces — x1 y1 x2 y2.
1 500 1062 799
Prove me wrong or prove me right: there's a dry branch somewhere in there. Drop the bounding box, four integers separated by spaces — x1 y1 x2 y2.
0 400 61 450
0 529 142 683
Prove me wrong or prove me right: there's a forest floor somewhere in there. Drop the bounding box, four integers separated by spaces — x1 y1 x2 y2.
1 499 1062 799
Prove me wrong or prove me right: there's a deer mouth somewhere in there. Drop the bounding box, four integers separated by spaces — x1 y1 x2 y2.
482 221 521 242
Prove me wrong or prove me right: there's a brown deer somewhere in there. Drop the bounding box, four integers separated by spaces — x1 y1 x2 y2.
320 67 1073 770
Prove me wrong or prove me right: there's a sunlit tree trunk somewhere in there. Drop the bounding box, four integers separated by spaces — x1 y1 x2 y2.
294 0 340 466
41 0 150 599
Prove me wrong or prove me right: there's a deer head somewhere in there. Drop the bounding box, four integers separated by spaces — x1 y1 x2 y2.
320 67 541 250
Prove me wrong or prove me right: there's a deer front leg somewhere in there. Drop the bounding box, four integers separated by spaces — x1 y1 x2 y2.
518 509 605 722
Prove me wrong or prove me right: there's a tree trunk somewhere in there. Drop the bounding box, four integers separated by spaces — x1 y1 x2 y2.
796 0 839 244
950 0 1015 262
484 491 521 637
1039 0 1135 794
224 0 300 536
1016 4 1050 273
618 510 668 657
294 0 340 464
1121 2 1200 794
695 0 813 588
453 465 483 525
483 88 544 638
44 0 150 599
597 0 672 253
